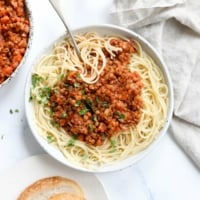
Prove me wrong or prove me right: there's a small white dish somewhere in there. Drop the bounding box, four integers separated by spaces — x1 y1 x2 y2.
0 154 108 199
25 24 174 173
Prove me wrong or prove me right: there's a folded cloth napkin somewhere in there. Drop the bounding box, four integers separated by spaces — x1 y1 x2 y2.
111 0 200 168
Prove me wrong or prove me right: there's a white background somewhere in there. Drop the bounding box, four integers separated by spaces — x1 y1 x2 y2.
0 0 199 199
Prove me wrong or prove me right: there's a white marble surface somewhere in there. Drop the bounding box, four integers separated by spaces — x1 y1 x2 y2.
0 0 199 199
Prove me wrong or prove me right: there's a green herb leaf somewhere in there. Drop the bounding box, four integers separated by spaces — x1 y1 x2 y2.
109 148 117 153
9 109 19 114
82 153 88 160
73 82 80 88
67 138 76 146
32 74 43 88
64 83 70 88
81 90 86 95
48 108 54 117
72 134 78 140
29 89 35 102
85 98 92 108
45 75 49 80
29 95 33 102
59 73 65 80
101 101 110 108
76 73 81 79
88 123 94 133
114 111 125 121
93 115 98 122
61 112 68 118
110 138 116 147
50 120 59 128
74 100 82 107
47 135 55 143
79 107 89 116
38 87 51 104
109 138 117 153
84 98 97 112
95 97 100 103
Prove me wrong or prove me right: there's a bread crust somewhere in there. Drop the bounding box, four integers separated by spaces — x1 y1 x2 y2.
17 176 86 200
49 193 84 200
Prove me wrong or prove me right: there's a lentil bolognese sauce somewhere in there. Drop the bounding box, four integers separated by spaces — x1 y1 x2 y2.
0 0 30 84
49 39 143 146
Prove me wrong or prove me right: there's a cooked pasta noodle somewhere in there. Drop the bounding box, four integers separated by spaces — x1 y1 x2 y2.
30 32 168 169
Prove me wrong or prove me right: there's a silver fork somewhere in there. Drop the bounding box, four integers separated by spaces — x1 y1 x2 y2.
49 0 82 61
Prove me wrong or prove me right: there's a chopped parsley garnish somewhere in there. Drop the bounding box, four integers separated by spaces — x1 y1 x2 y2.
82 98 97 112
93 115 98 122
29 89 35 102
9 109 19 114
85 98 92 108
82 153 88 160
50 120 59 128
73 82 80 88
74 100 82 107
95 97 100 103
59 73 65 80
81 90 86 95
32 74 43 88
48 108 54 117
47 135 55 143
29 94 33 101
95 97 110 108
109 148 117 153
88 123 94 133
67 138 76 146
64 136 78 147
61 112 68 118
101 101 110 108
110 138 116 147
79 107 89 116
76 73 81 79
109 138 117 153
114 111 125 122
38 87 51 104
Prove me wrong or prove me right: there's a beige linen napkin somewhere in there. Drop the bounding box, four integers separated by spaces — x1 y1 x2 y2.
111 0 200 168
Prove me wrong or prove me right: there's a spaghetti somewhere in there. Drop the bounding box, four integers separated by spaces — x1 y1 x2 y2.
29 32 168 169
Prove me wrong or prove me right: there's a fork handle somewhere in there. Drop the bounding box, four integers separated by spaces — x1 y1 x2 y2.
49 0 82 60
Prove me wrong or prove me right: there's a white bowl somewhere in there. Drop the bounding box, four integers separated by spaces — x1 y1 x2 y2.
25 24 174 173
0 0 33 88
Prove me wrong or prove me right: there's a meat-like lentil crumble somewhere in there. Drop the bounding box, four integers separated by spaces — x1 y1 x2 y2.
0 0 30 84
49 39 143 146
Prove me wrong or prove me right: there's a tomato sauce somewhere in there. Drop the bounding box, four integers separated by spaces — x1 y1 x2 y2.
0 0 30 84
49 39 143 146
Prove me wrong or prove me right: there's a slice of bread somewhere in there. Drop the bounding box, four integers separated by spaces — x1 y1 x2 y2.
17 176 86 200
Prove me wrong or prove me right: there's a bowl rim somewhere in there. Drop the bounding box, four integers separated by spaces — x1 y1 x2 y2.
25 23 174 173
0 0 34 88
